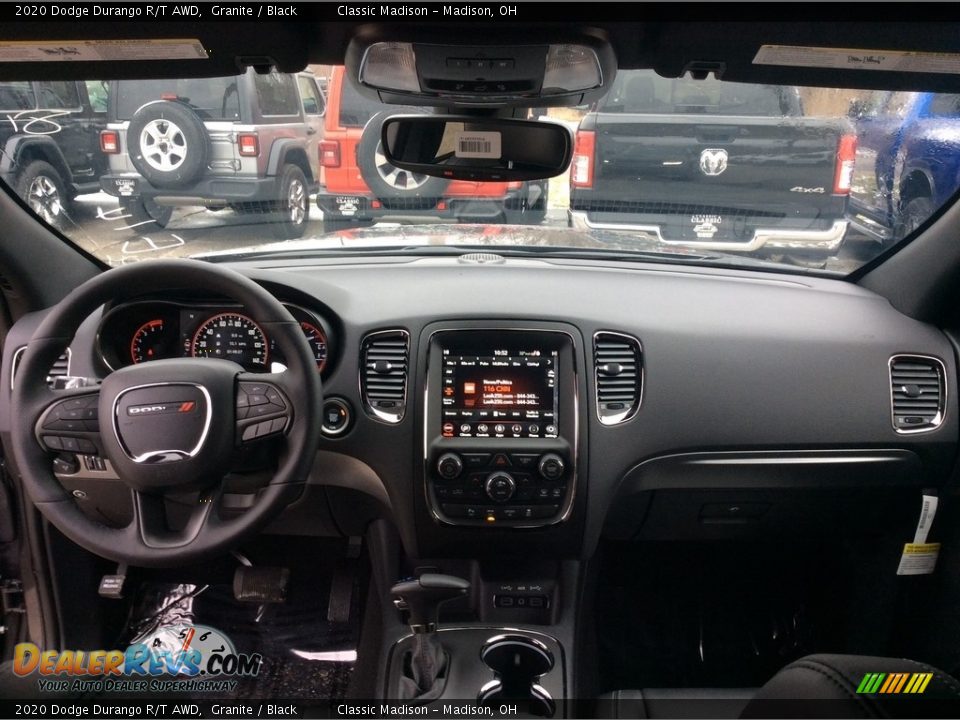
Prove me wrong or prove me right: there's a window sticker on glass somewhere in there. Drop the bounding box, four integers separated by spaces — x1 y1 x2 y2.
455 131 501 159
0 39 208 63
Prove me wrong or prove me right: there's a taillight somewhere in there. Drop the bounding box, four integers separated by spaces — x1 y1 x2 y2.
100 130 120 154
571 130 595 189
237 133 259 157
320 140 341 168
834 134 857 195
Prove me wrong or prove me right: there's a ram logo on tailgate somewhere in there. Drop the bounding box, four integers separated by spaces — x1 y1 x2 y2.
699 149 729 176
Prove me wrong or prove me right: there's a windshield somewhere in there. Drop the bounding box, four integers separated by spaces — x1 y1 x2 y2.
4 65 958 274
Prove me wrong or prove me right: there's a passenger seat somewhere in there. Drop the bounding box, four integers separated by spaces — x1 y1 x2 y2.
600 654 960 718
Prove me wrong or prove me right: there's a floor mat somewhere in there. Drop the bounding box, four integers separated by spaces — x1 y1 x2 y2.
594 541 849 692
117 537 366 700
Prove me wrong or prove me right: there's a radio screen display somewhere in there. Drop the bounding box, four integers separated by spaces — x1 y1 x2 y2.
441 348 558 438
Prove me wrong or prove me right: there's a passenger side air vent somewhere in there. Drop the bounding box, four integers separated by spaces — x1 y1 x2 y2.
360 330 410 423
594 332 642 425
10 347 71 390
890 355 945 433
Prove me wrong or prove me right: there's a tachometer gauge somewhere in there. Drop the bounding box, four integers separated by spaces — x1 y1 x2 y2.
191 312 268 370
300 321 329 372
130 318 176 364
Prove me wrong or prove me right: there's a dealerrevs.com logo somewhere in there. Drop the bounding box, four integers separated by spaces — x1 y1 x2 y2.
14 624 261 694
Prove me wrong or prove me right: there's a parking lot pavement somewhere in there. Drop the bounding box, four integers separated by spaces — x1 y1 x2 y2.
60 193 873 273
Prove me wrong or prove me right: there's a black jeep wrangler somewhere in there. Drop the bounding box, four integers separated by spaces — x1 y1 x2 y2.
0 79 107 228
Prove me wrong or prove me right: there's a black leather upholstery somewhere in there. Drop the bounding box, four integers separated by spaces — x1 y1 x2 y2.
601 654 960 719
743 654 960 718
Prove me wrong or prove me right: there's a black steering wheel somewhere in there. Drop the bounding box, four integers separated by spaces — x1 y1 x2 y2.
10 260 322 567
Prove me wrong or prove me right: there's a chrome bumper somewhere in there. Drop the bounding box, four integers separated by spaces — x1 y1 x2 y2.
568 211 848 254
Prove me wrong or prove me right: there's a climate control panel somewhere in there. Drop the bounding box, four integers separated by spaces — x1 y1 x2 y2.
427 448 571 526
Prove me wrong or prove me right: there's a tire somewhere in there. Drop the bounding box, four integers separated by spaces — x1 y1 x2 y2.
269 164 309 240
15 160 68 229
894 196 934 242
127 101 209 189
121 197 173 230
357 112 450 199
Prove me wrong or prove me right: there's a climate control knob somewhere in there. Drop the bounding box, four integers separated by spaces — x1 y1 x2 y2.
538 453 565 481
437 453 463 480
485 472 516 502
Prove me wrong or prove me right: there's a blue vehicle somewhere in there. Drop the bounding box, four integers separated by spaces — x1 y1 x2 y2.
848 91 960 243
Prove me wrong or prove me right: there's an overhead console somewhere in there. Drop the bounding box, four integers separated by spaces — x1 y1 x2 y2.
423 327 578 528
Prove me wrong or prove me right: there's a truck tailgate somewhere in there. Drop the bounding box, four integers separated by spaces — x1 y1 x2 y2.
583 114 848 240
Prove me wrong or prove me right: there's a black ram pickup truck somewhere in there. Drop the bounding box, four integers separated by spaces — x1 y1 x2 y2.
568 71 857 263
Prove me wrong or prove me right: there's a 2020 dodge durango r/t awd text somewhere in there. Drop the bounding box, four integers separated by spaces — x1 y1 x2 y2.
0 9 958 720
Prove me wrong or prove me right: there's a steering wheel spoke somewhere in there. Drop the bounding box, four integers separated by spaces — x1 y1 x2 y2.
130 486 219 549
35 389 103 456
235 372 293 444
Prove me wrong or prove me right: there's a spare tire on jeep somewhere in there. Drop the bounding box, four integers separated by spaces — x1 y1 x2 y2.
358 111 450 199
127 101 209 189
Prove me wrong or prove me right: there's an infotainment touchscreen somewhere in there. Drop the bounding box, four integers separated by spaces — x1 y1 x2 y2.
441 347 558 438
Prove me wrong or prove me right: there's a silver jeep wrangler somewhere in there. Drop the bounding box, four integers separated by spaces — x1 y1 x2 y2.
99 69 325 239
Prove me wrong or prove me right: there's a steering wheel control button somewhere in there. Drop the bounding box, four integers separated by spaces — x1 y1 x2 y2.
538 453 565 481
236 381 291 444
42 435 63 451
321 398 351 436
437 453 464 480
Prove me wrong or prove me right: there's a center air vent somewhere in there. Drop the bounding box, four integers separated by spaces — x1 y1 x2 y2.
594 332 642 425
360 330 410 423
10 347 71 390
890 355 946 433
458 253 505 265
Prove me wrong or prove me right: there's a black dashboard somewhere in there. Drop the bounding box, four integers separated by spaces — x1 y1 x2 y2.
1 254 956 561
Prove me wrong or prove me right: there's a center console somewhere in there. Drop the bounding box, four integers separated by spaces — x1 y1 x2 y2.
424 328 578 527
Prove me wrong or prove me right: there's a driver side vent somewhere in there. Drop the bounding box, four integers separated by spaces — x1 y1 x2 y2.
361 330 410 423
594 332 642 425
10 347 71 390
890 355 946 433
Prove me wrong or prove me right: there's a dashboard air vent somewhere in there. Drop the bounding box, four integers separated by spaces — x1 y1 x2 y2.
458 253 505 265
360 330 410 423
890 355 945 433
10 347 71 390
594 332 642 425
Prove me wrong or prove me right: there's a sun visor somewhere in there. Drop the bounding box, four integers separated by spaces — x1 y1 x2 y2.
0 24 310 80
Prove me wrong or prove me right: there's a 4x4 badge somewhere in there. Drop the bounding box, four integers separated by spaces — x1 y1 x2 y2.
699 148 729 176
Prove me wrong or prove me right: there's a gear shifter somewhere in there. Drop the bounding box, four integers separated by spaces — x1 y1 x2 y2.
391 573 470 699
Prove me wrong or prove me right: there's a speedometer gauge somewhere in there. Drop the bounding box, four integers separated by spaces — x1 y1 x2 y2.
191 312 268 370
300 321 329 373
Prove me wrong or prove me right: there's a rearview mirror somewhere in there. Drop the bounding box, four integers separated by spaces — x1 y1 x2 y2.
381 116 573 182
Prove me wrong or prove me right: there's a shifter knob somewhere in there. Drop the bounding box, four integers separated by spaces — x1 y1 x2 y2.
391 573 471 633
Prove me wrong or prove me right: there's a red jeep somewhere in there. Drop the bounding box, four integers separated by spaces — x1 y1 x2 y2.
316 66 547 231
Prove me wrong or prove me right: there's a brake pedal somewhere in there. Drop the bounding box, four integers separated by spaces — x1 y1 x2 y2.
233 566 289 604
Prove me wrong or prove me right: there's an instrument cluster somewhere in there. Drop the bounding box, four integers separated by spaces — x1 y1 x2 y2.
98 300 333 374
